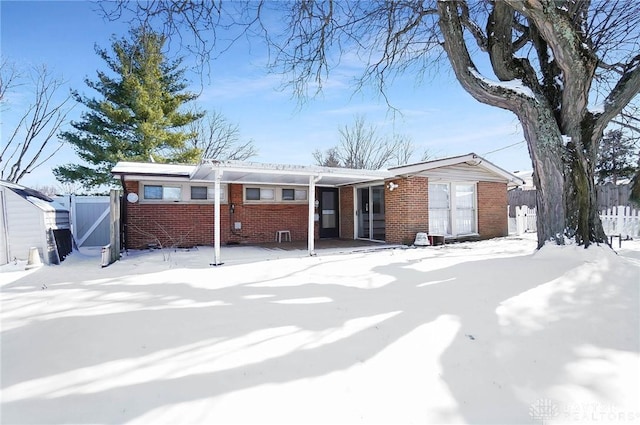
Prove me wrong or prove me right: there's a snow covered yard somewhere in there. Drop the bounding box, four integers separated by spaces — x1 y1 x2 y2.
1 234 639 425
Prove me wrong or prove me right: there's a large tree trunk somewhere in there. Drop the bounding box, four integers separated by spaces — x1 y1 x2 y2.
518 105 566 248
564 131 608 247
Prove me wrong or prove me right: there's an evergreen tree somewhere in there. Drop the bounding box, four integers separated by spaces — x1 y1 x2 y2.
596 130 638 184
54 27 203 188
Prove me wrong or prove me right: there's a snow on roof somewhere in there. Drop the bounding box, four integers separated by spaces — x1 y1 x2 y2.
112 153 525 187
113 159 391 186
0 180 68 212
111 161 196 177
0 179 54 202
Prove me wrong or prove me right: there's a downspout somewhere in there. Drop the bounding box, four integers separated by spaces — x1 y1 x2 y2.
308 175 321 256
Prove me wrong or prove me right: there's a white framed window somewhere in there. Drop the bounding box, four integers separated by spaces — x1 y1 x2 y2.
139 182 227 203
143 185 181 201
191 186 208 200
429 182 477 236
282 188 308 201
244 185 308 203
246 187 274 201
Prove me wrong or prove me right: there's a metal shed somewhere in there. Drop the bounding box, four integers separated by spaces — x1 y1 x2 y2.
0 180 72 266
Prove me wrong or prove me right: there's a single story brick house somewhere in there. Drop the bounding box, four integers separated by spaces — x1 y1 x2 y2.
112 153 524 264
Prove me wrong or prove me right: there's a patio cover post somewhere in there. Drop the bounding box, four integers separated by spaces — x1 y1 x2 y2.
308 175 320 256
212 168 223 266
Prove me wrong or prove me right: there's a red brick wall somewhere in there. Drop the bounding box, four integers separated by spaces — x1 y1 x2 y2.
122 178 508 249
123 180 315 249
339 186 354 239
477 181 508 239
384 177 429 244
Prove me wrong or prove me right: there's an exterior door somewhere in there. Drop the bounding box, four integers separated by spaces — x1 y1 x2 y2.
357 185 385 241
319 188 339 238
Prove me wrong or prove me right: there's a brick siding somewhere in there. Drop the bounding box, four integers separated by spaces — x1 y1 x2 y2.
339 186 354 239
123 180 316 249
384 177 429 244
123 177 508 249
477 181 508 238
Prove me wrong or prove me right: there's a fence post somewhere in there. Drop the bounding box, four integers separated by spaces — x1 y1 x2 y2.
109 189 121 265
516 206 524 235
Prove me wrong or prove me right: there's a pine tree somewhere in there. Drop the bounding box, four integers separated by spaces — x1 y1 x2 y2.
54 27 203 188
596 130 638 185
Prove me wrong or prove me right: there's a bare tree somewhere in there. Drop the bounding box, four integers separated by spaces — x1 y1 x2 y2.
313 146 341 167
186 110 257 161
0 57 20 107
0 64 73 184
101 1 640 248
314 115 414 169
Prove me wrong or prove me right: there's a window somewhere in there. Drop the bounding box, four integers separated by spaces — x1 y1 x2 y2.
143 185 181 201
282 188 308 201
455 184 476 234
140 183 226 203
191 186 208 200
282 188 295 201
428 184 450 235
429 183 477 236
246 187 275 201
144 185 163 200
246 188 260 200
163 187 181 201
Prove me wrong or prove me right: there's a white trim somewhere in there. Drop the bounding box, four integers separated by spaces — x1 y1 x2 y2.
213 170 222 266
389 153 525 187
242 184 309 204
308 175 321 255
428 181 478 237
137 181 228 204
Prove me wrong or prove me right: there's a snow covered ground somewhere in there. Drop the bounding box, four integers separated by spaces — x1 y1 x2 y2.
1 234 639 424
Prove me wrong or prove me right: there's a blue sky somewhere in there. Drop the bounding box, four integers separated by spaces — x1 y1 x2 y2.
1 0 531 190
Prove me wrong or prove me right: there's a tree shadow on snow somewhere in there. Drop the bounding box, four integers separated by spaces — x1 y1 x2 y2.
1 249 638 424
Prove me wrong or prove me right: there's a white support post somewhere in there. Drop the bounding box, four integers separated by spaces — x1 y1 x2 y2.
308 175 320 256
212 169 223 266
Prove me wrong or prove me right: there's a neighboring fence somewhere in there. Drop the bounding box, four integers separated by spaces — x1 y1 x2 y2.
597 182 633 209
508 206 537 235
508 182 634 213
53 195 110 247
600 206 640 238
509 205 640 238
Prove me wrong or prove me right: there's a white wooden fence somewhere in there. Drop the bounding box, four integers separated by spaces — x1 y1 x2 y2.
509 205 640 238
600 206 640 238
508 205 537 235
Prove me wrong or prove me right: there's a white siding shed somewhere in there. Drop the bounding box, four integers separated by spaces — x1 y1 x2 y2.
0 181 72 266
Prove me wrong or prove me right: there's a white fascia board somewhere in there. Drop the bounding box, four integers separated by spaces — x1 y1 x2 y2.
197 160 390 184
390 153 525 186
389 153 478 175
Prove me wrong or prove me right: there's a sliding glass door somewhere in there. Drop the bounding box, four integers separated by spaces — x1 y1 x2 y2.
357 185 385 241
